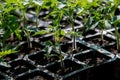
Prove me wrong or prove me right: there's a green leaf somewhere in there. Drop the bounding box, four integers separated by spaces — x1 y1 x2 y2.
98 20 105 29
44 41 53 55
90 22 99 29
112 16 120 25
67 31 81 37
33 0 43 6
44 53 57 60
57 2 66 9
15 30 22 40
45 41 53 46
3 30 11 39
105 20 111 28
60 30 65 36
112 16 117 22
32 30 50 36
47 46 52 54
0 49 18 58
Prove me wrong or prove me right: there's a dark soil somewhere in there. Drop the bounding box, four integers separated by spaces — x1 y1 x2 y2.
82 30 97 36
76 29 97 36
5 60 35 77
82 57 106 66
83 35 115 46
18 41 44 55
74 51 111 66
3 54 18 62
55 66 77 76
28 51 59 66
103 44 119 54
16 70 54 80
111 29 120 37
28 76 47 80
0 74 5 79
61 42 89 54
46 59 83 76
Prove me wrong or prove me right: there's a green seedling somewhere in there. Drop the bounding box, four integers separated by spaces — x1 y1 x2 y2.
65 0 83 52
23 27 34 48
16 0 30 28
32 0 43 29
84 1 112 43
112 0 120 52
0 0 22 50
45 1 66 70
112 17 120 52
44 41 57 61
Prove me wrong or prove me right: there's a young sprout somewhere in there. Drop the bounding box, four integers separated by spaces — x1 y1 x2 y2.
112 17 120 52
0 49 17 68
0 0 22 50
0 49 18 58
44 41 56 61
54 2 66 71
32 0 43 29
17 0 30 28
112 0 120 52
45 1 66 70
65 1 77 51
65 0 83 52
84 1 112 43
23 27 34 48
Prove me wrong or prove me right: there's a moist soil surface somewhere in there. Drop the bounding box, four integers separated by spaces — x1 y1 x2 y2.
74 51 111 66
28 51 59 66
18 41 44 56
46 60 83 76
83 35 114 46
61 42 89 54
103 44 120 54
28 76 47 80
5 60 35 77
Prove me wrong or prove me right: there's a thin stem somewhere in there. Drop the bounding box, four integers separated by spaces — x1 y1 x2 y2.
36 6 40 29
1 14 6 51
23 10 26 28
115 25 120 51
70 16 77 51
36 15 38 29
58 22 64 70
25 30 32 49
27 36 32 48
72 35 77 50
101 30 104 42
58 40 65 71
29 34 32 49
2 39 5 51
